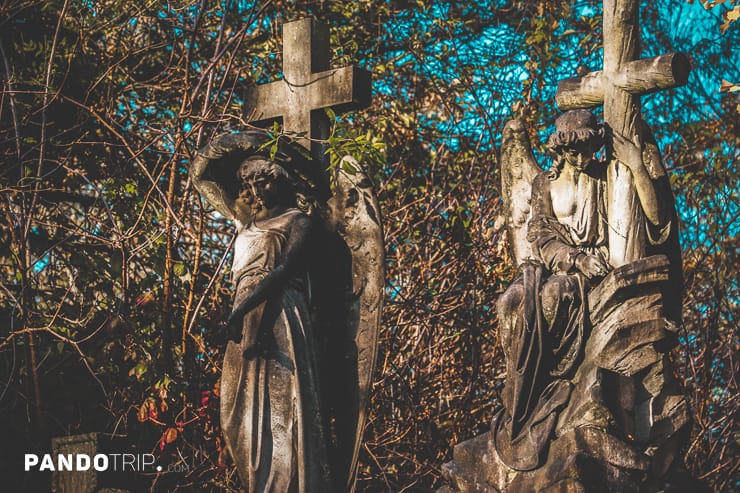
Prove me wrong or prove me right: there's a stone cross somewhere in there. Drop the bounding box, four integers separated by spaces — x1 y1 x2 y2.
244 17 371 160
555 0 690 266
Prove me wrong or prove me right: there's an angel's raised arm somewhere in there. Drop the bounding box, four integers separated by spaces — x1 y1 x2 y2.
190 149 237 222
611 114 671 231
190 132 280 225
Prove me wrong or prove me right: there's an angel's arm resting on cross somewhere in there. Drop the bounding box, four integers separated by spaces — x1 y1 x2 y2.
227 213 313 327
611 117 671 231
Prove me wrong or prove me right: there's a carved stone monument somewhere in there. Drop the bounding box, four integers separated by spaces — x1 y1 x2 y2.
441 1 694 491
190 18 383 493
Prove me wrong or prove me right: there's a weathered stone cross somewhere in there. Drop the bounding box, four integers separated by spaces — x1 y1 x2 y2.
555 0 690 266
244 17 371 161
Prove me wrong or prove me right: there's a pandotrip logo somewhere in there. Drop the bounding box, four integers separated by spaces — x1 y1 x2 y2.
25 453 163 472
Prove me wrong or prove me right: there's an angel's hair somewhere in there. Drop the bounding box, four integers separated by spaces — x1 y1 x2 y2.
238 158 318 216
546 109 606 179
238 158 292 185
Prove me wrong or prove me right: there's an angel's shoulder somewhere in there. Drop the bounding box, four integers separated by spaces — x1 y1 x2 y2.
287 208 311 225
282 209 314 237
531 170 552 192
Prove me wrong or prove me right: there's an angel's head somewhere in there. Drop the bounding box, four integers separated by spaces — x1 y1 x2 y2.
547 109 606 175
237 158 297 210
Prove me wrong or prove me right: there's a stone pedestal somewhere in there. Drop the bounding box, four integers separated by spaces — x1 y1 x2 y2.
439 432 514 493
51 434 100 493
440 256 695 492
51 433 131 493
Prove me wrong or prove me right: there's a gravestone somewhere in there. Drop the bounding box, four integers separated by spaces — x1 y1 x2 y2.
440 1 697 491
51 433 131 493
51 434 99 493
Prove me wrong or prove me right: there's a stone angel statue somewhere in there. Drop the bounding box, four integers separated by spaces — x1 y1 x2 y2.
493 109 683 473
190 131 383 493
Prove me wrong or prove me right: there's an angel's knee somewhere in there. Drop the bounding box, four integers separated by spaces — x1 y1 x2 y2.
541 275 579 325
497 281 524 349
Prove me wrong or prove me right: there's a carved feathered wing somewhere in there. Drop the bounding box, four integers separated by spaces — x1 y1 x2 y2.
313 155 383 493
500 118 541 266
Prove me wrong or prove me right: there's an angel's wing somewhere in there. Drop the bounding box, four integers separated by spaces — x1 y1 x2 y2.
500 118 541 266
313 156 383 493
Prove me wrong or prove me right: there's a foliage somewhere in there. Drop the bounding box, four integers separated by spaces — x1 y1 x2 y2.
0 0 737 491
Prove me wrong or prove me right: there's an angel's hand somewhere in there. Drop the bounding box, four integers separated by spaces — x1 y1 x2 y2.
612 131 644 173
575 253 610 279
222 310 244 343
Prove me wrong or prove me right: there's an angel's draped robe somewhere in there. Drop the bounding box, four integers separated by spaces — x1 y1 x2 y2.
492 165 609 471
220 208 331 492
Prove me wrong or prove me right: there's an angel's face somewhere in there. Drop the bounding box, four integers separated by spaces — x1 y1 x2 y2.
562 139 600 171
238 159 288 210
253 174 282 208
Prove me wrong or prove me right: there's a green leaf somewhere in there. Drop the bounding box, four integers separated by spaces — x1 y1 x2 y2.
342 159 358 175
